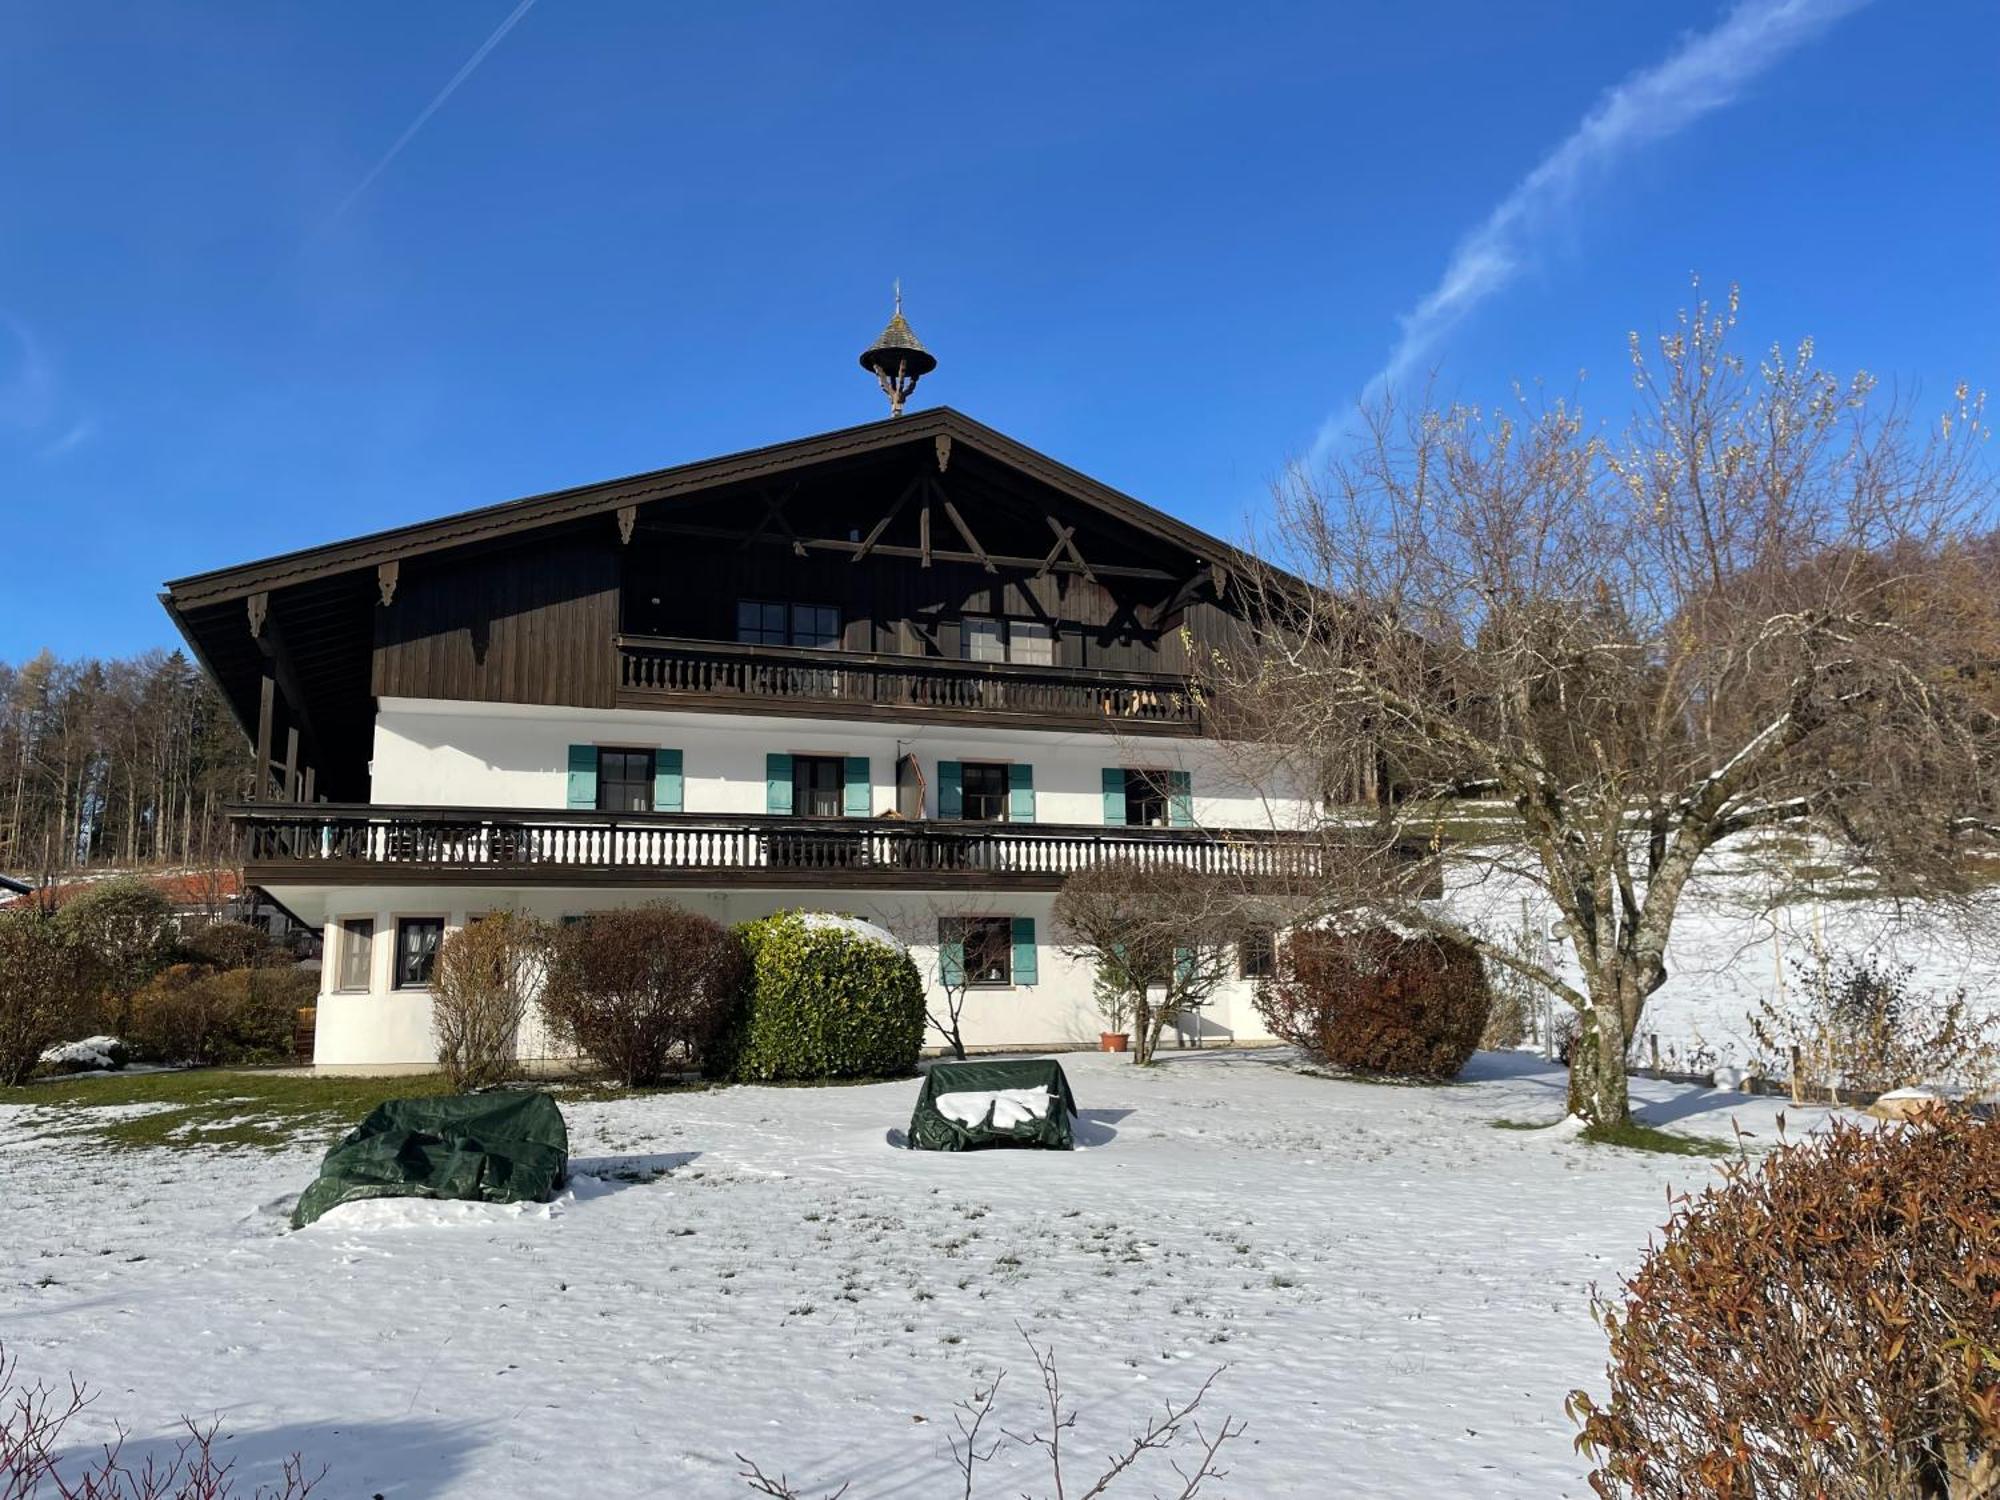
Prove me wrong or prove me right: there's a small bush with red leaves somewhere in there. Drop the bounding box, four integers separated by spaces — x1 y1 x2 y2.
1569 1112 2000 1499
541 903 747 1086
1253 927 1490 1080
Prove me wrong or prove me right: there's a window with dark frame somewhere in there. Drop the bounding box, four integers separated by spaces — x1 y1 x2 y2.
393 917 444 990
736 599 787 645
792 754 845 818
790 604 841 649
1124 768 1170 828
944 916 1013 987
959 762 1009 823
335 918 373 992
737 598 840 649
595 748 655 813
1238 929 1276 980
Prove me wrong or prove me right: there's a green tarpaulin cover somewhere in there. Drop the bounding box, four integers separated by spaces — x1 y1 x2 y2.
908 1057 1079 1152
291 1091 569 1229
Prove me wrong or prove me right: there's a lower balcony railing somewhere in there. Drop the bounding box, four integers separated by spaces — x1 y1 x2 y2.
232 804 1342 890
616 635 1202 734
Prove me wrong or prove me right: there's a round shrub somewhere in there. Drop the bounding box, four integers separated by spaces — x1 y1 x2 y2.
728 912 924 1081
128 964 314 1066
541 903 746 1086
1254 926 1491 1080
1570 1112 2000 1498
0 908 96 1086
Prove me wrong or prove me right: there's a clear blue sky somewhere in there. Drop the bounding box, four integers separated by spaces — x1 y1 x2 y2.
2 1 1994 660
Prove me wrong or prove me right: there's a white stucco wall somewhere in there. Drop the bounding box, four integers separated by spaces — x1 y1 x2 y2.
294 699 1307 1069
368 698 1319 831
306 885 1277 1070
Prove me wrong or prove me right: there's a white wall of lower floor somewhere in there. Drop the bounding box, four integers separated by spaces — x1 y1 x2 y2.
294 883 1277 1070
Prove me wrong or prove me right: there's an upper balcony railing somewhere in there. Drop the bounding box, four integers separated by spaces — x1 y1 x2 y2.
615 635 1202 735
231 803 1356 892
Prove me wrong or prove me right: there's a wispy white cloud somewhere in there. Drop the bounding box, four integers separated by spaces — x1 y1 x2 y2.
39 417 97 460
325 0 538 227
0 311 56 432
1310 0 1871 464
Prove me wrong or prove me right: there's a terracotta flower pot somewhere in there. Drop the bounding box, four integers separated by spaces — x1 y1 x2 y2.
1099 1032 1130 1053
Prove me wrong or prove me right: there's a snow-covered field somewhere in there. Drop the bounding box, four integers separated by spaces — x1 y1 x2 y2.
2 1049 1826 1497
1450 857 2000 1077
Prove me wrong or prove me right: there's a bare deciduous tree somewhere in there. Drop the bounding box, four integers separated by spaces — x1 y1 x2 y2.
430 911 551 1091
1203 284 1999 1124
1051 861 1252 1064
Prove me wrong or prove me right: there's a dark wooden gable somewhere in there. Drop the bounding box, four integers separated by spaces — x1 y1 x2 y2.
163 409 1265 799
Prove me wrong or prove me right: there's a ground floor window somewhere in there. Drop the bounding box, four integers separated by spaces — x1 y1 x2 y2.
942 916 1013 987
1237 928 1276 980
393 917 444 990
334 918 373 992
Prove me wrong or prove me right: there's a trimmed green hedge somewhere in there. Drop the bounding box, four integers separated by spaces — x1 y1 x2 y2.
726 912 925 1081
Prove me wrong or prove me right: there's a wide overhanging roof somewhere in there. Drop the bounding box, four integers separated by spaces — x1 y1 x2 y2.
160 406 1282 800
164 406 1265 607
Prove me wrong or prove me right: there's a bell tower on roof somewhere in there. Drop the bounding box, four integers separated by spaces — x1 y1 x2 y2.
858 283 937 417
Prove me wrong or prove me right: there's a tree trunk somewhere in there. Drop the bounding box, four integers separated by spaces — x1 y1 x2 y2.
1565 998 1631 1126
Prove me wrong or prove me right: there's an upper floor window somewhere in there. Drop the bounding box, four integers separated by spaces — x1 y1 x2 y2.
737 599 840 649
961 617 1055 666
1124 768 1171 828
959 762 1009 822
793 754 845 818
597 748 656 813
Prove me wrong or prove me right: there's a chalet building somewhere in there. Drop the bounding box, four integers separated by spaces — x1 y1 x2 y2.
163 316 1330 1068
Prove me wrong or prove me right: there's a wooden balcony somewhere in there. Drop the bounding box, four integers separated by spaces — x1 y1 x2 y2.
233 804 1340 892
615 635 1202 735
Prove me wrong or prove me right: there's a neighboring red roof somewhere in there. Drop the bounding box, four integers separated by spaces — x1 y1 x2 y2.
7 869 244 910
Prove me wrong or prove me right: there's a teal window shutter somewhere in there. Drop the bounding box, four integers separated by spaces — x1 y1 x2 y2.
1169 770 1194 827
843 756 871 816
938 760 963 819
1102 767 1126 825
1174 945 1194 983
766 753 794 815
653 748 683 813
1011 916 1038 985
566 745 598 809
1008 763 1035 822
938 920 965 988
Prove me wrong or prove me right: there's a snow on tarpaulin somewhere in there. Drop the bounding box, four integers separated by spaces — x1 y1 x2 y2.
290 1092 569 1229
909 1058 1078 1150
933 1087 1056 1130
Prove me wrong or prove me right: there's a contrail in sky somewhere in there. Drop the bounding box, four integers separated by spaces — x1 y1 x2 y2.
1309 0 1871 465
327 0 538 226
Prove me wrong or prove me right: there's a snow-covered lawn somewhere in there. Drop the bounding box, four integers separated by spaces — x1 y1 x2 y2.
0 1051 1820 1497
